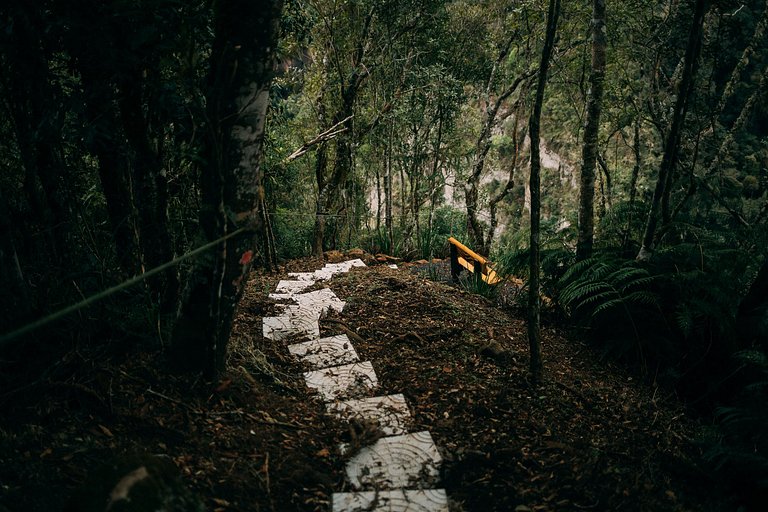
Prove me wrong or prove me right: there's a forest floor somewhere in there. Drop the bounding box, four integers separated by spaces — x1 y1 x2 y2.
0 255 733 511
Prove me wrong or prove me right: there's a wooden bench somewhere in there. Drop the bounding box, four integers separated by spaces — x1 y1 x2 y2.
448 237 501 285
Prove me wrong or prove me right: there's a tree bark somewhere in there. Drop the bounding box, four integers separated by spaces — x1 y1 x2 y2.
576 0 607 261
528 0 561 385
171 0 283 377
118 70 178 309
637 0 707 261
385 120 394 251
4 4 74 259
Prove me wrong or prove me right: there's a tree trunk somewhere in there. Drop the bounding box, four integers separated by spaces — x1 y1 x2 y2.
118 71 178 309
385 121 394 251
312 143 329 258
637 0 707 261
171 0 283 377
5 4 74 259
0 186 32 323
527 0 561 385
465 61 532 256
576 0 607 261
64 4 143 277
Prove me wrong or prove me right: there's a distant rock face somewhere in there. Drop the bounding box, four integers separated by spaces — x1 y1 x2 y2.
66 454 205 512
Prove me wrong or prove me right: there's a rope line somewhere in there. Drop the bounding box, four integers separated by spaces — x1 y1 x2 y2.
0 226 249 347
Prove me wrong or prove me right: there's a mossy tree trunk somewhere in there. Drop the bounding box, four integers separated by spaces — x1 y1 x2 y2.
576 0 607 262
171 0 283 378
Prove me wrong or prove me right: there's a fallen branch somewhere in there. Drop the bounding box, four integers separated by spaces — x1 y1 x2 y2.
323 318 365 345
285 115 353 162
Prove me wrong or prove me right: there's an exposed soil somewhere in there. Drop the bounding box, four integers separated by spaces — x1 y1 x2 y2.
0 257 732 511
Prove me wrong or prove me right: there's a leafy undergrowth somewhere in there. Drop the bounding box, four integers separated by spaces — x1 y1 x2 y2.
0 257 731 511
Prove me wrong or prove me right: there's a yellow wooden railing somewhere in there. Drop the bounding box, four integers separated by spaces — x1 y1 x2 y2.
447 237 501 285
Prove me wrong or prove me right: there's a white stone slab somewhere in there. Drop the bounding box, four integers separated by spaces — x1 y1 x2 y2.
304 361 378 401
291 288 346 315
345 431 442 490
263 315 319 341
268 292 294 301
278 304 322 320
327 394 411 436
332 489 449 512
288 334 359 369
275 279 315 294
287 272 316 280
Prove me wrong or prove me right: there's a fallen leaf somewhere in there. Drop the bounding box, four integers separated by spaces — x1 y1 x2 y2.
98 424 113 437
316 448 330 457
215 378 232 393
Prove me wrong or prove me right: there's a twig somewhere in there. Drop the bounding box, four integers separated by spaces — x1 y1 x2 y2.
146 387 192 410
245 412 307 430
322 318 365 344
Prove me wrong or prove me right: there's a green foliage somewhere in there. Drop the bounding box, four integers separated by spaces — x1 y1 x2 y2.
457 271 497 300
271 210 313 260
559 254 662 362
417 206 467 259
705 349 768 509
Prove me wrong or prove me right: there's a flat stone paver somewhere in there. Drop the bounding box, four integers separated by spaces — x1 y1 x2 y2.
327 394 411 436
288 334 359 369
345 431 442 490
332 489 449 512
275 279 316 294
262 315 319 341
287 272 316 280
289 288 346 315
304 361 378 401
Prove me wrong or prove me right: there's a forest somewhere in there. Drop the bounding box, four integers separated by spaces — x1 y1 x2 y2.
1 0 767 510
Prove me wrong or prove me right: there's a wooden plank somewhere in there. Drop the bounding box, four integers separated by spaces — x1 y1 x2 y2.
447 237 488 265
448 237 502 285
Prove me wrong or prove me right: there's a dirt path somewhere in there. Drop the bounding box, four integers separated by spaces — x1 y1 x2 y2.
0 257 731 512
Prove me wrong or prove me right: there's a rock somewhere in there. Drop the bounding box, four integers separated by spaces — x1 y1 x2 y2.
374 253 401 263
65 453 205 512
345 248 366 258
479 341 513 365
323 250 345 263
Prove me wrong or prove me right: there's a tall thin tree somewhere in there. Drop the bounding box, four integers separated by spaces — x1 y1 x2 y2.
528 0 561 384
637 0 707 261
576 0 607 261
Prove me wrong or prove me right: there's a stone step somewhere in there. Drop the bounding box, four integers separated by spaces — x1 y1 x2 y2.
327 394 411 436
344 431 442 490
275 279 316 294
332 489 449 512
313 259 367 280
303 361 378 401
287 272 316 280
262 315 319 342
287 288 346 315
288 334 359 369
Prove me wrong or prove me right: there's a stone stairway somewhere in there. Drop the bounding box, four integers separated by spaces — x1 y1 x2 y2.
262 260 449 512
